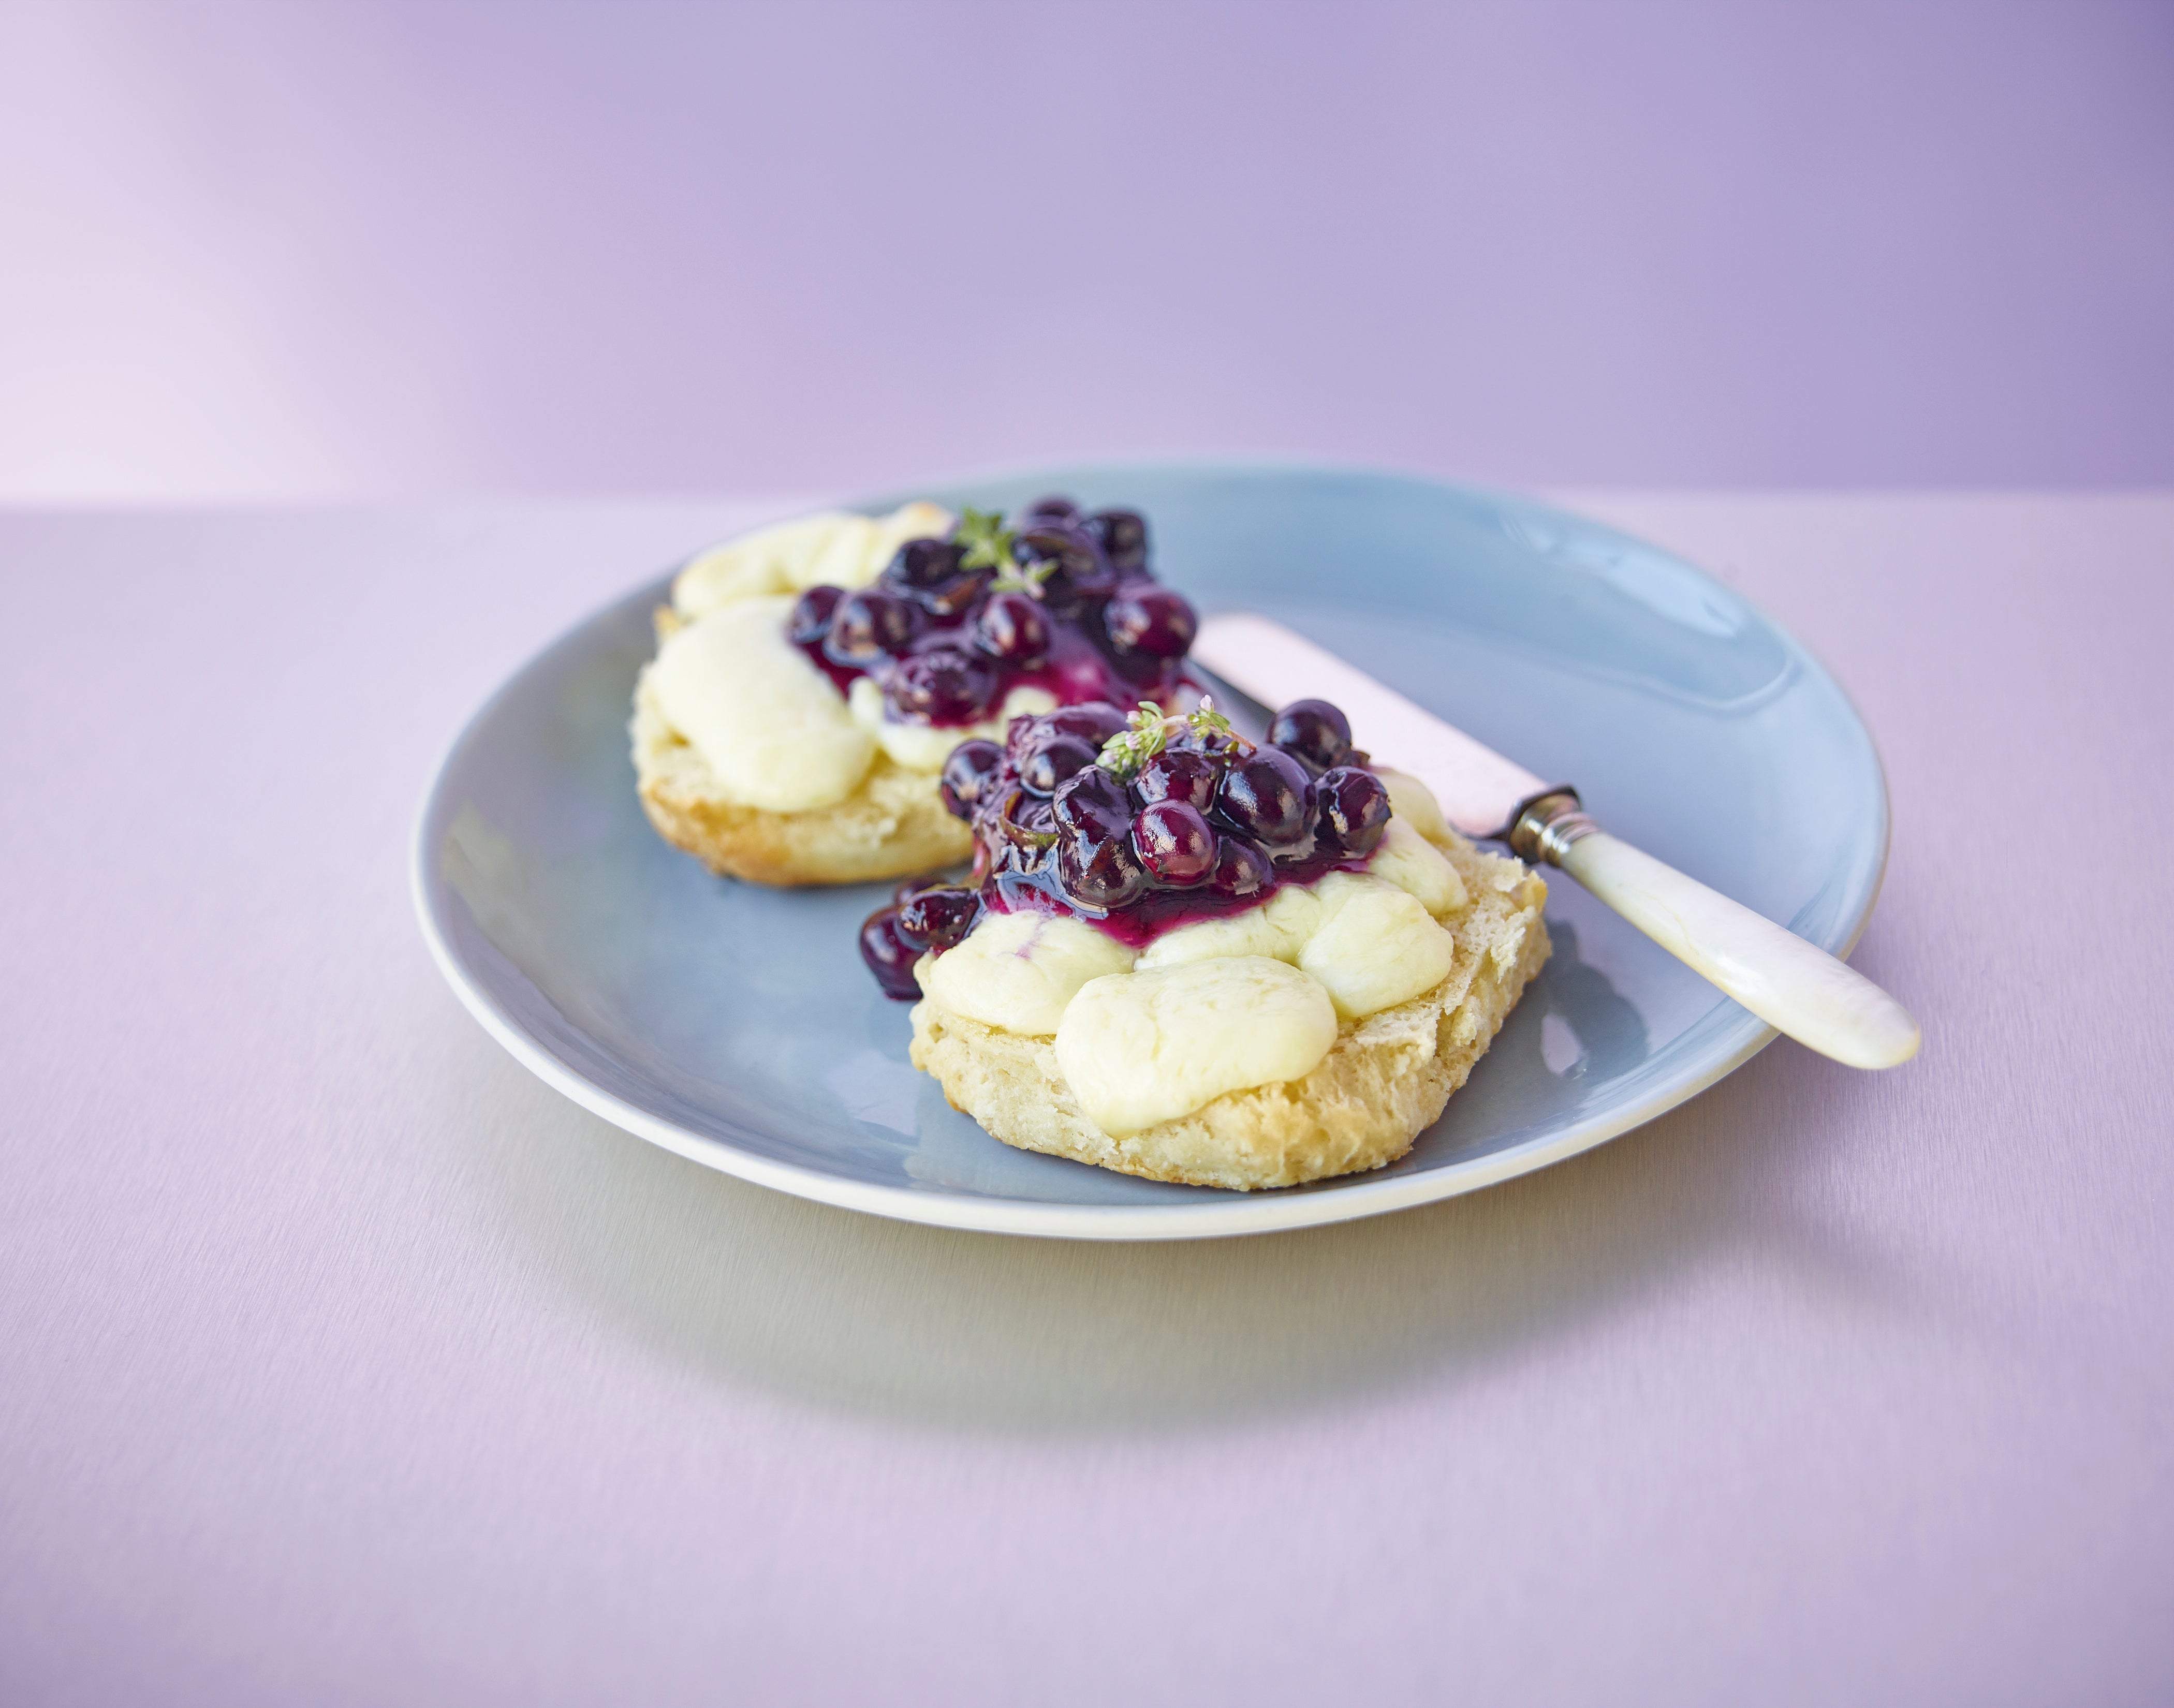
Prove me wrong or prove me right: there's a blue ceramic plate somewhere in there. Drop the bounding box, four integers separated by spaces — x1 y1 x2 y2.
414 463 1889 1239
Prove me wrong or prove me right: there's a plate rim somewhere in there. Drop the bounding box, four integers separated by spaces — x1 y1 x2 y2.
412 460 1888 1242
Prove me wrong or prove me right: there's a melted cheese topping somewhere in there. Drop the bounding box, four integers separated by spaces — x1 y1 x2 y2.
1364 818 1468 917
921 909 1138 1036
1297 873 1457 1021
1134 884 1323 970
1054 958 1338 1137
1374 767 1450 843
672 501 954 618
648 595 875 811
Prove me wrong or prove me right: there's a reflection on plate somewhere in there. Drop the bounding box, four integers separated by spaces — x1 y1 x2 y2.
414 463 1888 1239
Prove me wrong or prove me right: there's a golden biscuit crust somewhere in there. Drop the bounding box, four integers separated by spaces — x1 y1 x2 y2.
908 834 1550 1189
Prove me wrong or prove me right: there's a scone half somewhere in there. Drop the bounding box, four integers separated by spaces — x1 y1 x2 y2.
630 498 1195 887
907 831 1550 1191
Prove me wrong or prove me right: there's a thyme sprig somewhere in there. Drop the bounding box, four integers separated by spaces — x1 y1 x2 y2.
1097 695 1247 779
958 504 1057 597
1097 702 1171 778
990 556 1056 597
953 506 1015 572
1186 696 1236 741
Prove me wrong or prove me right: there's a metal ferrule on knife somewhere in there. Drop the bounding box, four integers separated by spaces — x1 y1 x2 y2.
1506 790 1600 868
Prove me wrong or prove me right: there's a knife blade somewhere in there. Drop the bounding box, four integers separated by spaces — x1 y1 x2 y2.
1189 612 1921 1070
1190 611 1548 840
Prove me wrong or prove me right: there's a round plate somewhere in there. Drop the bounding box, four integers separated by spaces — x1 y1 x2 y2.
414 463 1889 1239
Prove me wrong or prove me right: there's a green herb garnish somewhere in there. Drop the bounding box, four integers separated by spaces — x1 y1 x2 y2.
1097 702 1172 778
1186 696 1235 741
958 504 1057 597
991 556 1055 596
1098 695 1250 778
954 506 1016 572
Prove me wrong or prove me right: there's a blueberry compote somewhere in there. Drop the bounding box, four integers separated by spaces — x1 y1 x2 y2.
790 498 1195 732
858 694 1395 997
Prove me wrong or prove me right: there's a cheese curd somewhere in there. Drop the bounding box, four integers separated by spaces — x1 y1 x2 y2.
1363 818 1468 917
1297 873 1457 1020
921 909 1138 1037
648 595 875 811
1134 884 1324 970
1374 767 1450 843
672 502 954 618
1053 958 1338 1137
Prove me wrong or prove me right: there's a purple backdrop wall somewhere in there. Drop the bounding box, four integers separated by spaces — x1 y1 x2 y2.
2 0 2168 499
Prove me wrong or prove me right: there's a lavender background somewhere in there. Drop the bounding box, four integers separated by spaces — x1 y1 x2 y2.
7 8 2174 1703
3 0 2170 499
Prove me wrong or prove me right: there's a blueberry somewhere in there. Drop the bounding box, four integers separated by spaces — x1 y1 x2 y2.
927 572 995 617
1021 494 1079 523
859 907 923 999
1131 801 1217 887
1315 765 1391 855
885 537 967 590
1007 792 1059 845
887 648 998 724
1211 835 1276 900
1016 522 1116 603
1051 766 1133 839
1104 584 1197 659
897 885 979 952
788 584 844 645
1041 701 1130 746
1004 712 1047 764
1057 829 1149 911
1021 733 1099 797
973 590 1051 666
1268 698 1352 774
1215 747 1313 846
825 590 918 664
887 538 987 615
1083 508 1149 572
1132 749 1219 812
1014 521 1098 576
939 739 1004 817
989 781 1061 856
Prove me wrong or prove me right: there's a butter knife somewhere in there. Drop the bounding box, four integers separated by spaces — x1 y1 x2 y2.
1191 613 1920 1070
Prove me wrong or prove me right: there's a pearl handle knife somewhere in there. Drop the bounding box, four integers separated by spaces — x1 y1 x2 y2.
1191 613 1920 1070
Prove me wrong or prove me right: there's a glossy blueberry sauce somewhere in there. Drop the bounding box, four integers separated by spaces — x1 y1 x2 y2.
976 843 1373 950
860 693 1396 995
796 616 1183 723
790 496 1194 731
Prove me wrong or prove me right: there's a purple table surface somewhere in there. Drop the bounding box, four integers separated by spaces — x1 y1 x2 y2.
3 493 2171 1707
